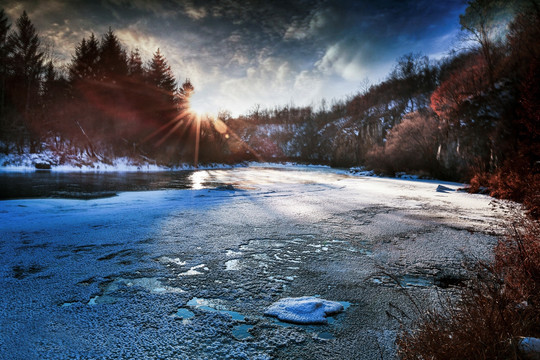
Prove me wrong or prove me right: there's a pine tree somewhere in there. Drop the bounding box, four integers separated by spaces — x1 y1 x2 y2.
42 61 56 102
7 11 43 115
178 78 194 109
97 28 127 81
128 48 144 78
69 33 99 81
147 48 176 93
0 9 11 128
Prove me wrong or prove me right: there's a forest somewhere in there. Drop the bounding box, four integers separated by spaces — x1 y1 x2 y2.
0 0 538 216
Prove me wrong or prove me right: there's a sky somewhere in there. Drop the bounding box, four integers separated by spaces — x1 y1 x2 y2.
1 0 467 116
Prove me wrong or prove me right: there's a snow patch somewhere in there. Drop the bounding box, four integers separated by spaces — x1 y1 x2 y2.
264 296 344 324
88 277 184 306
0 151 237 173
225 259 241 271
175 308 195 320
518 337 540 356
158 256 186 266
178 264 207 276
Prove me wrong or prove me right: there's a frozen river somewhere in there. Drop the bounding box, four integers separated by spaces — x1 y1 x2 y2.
0 165 506 359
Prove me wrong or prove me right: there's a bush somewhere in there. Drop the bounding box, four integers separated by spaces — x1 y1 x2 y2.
397 216 540 360
495 219 540 331
365 144 391 175
469 161 540 220
365 111 441 176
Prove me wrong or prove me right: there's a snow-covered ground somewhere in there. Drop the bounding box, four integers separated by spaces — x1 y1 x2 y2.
0 166 512 359
0 151 237 172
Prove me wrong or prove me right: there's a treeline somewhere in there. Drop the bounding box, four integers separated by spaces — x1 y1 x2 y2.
0 10 229 165
228 53 438 167
229 0 539 217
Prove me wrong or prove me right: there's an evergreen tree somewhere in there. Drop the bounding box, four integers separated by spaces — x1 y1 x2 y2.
97 28 127 80
127 48 144 78
178 78 194 109
147 48 176 93
42 61 58 103
7 11 43 115
0 9 11 129
69 33 99 81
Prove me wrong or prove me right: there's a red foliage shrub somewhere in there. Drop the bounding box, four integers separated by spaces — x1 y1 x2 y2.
365 144 390 174
430 54 488 121
397 216 540 359
495 218 540 330
468 171 491 194
365 111 441 176
469 160 540 220
384 111 440 172
490 171 540 220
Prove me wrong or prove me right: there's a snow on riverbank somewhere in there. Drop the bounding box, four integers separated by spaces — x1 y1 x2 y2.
0 151 456 192
0 151 335 174
0 151 236 172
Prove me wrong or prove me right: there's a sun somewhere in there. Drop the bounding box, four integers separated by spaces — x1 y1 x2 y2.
189 93 218 120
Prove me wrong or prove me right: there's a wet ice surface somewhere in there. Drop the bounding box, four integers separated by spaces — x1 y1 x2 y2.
0 170 195 199
0 165 511 359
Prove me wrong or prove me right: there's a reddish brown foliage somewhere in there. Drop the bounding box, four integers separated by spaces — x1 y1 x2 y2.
365 144 387 174
495 219 540 329
469 161 540 220
397 217 540 360
365 111 441 176
430 54 488 121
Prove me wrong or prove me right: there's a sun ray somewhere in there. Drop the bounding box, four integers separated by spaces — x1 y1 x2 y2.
224 126 265 162
155 119 185 147
200 114 264 162
194 114 201 167
141 108 191 144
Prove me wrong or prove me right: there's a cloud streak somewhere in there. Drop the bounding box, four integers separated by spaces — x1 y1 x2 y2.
2 0 466 115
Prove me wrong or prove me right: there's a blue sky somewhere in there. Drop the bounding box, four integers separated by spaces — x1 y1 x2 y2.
2 0 467 116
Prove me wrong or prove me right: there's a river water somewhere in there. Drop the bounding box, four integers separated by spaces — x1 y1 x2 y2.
0 165 506 359
0 165 347 199
0 170 194 199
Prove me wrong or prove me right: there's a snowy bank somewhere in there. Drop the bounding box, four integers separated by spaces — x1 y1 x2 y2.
0 151 236 173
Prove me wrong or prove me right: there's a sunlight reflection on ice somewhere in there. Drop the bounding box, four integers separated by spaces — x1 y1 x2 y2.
190 170 208 190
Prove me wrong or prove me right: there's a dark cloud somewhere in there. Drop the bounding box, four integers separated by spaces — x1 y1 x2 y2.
0 0 466 115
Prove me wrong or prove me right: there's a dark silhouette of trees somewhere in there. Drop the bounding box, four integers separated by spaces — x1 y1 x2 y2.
69 33 99 81
147 49 176 93
7 11 43 114
127 48 144 78
97 28 127 80
0 9 10 129
146 49 178 142
5 11 44 152
43 26 204 164
178 78 193 103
